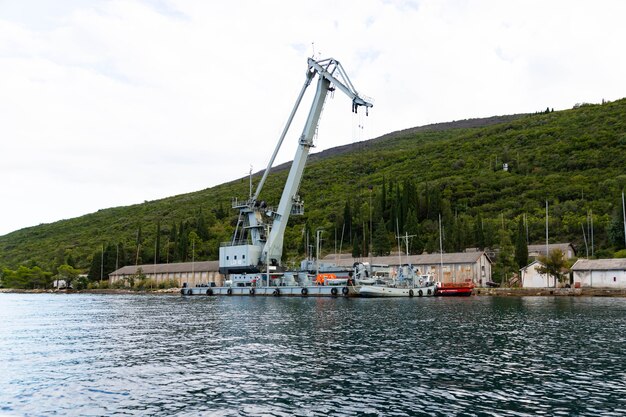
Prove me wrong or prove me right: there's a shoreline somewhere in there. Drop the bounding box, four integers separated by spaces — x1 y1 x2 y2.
2 287 626 297
474 287 626 297
0 288 180 295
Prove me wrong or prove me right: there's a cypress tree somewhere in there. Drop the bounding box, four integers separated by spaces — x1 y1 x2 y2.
373 218 391 256
342 201 352 245
178 222 188 261
474 214 485 250
169 223 177 262
87 249 102 281
497 228 516 284
351 233 361 258
155 222 161 264
196 209 210 241
514 218 529 268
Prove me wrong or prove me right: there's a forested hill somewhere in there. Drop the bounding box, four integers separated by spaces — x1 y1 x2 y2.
1 99 625 277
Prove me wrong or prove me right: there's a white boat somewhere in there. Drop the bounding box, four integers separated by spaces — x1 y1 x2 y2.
358 268 437 298
352 261 385 285
359 283 436 297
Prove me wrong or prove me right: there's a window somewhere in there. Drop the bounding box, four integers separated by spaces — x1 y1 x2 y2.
243 255 246 259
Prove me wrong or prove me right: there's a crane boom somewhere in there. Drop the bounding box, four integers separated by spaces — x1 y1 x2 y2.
219 57 372 277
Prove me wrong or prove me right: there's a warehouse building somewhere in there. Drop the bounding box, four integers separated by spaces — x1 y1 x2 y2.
109 261 224 287
110 251 492 287
571 258 626 288
321 251 492 286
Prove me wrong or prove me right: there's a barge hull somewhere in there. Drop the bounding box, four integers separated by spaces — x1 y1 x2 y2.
181 285 358 297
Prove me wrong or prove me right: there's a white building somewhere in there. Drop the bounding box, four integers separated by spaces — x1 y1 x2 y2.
571 259 626 288
520 260 561 288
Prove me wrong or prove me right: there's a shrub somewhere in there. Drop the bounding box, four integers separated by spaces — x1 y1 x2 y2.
157 279 179 289
111 279 127 289
75 276 89 290
133 278 156 291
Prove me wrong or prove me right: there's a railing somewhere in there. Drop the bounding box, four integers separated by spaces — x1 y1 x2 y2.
220 240 255 247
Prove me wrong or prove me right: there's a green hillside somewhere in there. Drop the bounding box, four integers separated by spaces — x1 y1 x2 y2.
1 99 626 280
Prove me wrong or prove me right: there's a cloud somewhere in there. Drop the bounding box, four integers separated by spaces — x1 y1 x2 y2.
1 0 626 235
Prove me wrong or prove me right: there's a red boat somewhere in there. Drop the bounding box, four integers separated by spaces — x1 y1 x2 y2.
435 281 474 296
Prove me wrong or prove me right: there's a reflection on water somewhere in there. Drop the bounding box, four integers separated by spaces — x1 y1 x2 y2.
1 294 625 416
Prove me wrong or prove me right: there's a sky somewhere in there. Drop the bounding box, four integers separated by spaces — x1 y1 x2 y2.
1 0 625 236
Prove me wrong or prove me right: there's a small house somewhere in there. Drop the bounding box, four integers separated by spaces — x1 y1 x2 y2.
520 260 562 288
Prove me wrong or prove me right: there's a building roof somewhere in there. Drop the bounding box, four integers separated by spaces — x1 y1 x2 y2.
571 258 626 271
520 260 543 272
322 252 490 268
111 252 490 276
110 261 220 276
528 243 575 256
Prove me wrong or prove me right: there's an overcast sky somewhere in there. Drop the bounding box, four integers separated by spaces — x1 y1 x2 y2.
1 0 625 236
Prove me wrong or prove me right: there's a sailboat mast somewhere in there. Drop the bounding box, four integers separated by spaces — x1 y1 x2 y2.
396 218 401 268
439 213 444 282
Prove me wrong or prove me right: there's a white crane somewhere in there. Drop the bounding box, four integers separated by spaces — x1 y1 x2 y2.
219 57 372 282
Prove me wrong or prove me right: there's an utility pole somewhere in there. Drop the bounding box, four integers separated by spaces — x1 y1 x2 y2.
590 209 594 257
622 191 626 248
100 244 104 283
369 185 373 266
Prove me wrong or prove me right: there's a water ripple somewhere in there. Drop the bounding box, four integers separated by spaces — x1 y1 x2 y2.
1 294 625 416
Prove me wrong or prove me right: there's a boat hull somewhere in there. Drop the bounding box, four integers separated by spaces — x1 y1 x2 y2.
181 285 358 297
435 286 473 296
359 285 436 298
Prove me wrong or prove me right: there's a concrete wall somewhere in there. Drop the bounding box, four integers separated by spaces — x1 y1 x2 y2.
413 255 491 286
573 270 626 288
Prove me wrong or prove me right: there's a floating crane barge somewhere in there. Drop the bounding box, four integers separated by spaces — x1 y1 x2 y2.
183 57 372 297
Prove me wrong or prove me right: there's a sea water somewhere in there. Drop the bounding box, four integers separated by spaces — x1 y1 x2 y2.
1 293 625 416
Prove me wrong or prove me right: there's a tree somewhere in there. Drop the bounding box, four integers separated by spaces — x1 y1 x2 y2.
372 218 391 256
65 251 76 268
514 218 529 269
56 264 80 289
177 221 189 261
474 214 485 250
342 200 352 245
351 233 362 258
154 222 161 264
537 249 567 287
607 209 625 249
1 266 52 289
188 231 200 261
405 208 424 254
496 228 516 285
